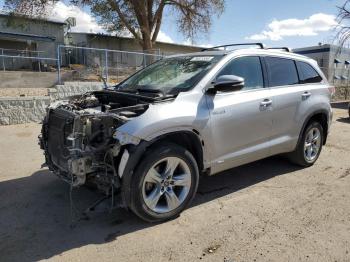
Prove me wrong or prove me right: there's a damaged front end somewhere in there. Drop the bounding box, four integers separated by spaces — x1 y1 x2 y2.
39 90 149 195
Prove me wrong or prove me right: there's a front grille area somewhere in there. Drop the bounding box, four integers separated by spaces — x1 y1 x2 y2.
47 109 75 171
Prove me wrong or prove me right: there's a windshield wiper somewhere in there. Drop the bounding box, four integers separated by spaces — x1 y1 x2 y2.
118 86 165 97
116 89 137 93
136 87 165 96
137 87 161 92
113 85 177 100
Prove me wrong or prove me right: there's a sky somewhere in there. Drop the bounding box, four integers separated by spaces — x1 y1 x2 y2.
0 0 347 48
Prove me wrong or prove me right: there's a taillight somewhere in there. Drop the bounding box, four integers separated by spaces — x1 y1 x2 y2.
328 86 335 96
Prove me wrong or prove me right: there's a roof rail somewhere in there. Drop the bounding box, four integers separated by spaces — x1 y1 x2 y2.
267 47 292 52
201 43 265 51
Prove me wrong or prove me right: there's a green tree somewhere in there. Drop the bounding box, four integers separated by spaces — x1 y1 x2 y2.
4 0 225 51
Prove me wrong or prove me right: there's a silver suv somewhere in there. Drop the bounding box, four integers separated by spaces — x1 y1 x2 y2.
40 43 333 222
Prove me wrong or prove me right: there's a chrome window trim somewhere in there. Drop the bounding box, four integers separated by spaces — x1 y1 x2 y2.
213 86 269 96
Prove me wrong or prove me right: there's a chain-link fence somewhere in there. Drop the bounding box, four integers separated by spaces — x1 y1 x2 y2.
321 66 350 100
0 48 57 72
1 46 350 101
57 45 164 84
0 45 166 88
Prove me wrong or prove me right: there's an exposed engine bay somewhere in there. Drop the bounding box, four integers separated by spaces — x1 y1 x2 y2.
39 90 164 195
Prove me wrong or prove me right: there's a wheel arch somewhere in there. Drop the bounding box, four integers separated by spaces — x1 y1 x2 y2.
119 129 205 208
146 130 205 172
298 109 329 146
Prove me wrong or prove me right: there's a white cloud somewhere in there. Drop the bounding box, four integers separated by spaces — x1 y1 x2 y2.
200 43 214 48
246 13 337 41
51 1 175 44
51 2 105 33
182 39 213 48
156 31 174 43
117 28 174 43
182 39 193 46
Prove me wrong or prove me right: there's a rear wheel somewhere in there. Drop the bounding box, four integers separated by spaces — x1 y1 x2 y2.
129 143 199 222
288 121 323 167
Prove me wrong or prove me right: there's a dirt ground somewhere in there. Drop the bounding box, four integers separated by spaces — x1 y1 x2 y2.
0 106 349 262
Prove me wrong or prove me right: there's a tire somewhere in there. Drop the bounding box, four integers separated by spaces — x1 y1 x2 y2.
128 143 199 222
288 121 324 167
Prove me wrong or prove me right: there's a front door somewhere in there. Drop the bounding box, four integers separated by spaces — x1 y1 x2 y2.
205 56 274 174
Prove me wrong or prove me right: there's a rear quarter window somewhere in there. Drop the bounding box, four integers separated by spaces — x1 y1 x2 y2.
296 61 323 84
265 57 299 87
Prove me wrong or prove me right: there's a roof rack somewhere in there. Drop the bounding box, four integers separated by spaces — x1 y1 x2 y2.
267 47 292 52
201 43 266 51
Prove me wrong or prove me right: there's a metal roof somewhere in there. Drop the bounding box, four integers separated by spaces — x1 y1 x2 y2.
69 32 204 50
0 32 56 42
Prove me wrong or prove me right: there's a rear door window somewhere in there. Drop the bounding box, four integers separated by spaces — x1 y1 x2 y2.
265 57 299 87
296 61 323 84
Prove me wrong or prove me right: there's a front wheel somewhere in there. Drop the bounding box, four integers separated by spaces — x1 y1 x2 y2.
129 143 199 222
288 121 324 167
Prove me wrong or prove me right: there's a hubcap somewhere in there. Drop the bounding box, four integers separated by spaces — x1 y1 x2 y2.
304 127 321 163
142 157 192 213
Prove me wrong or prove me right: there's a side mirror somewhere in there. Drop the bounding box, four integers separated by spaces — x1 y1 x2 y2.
208 75 245 93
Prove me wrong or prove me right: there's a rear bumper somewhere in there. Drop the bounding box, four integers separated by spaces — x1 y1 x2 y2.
328 107 333 133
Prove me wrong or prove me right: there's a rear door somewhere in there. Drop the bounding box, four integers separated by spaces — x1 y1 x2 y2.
264 57 323 154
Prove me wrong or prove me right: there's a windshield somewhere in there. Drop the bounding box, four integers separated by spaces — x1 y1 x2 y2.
116 55 223 95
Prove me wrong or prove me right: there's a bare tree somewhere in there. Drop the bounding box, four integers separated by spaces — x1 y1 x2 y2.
3 0 55 17
3 0 225 51
337 1 350 47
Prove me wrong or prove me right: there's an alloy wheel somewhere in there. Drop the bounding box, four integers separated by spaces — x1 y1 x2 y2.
142 157 192 213
304 127 321 163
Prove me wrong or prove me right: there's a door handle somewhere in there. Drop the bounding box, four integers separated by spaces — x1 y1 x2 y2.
302 91 311 100
260 99 272 107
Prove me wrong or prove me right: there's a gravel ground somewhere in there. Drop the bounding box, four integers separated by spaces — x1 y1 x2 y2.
0 106 349 262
